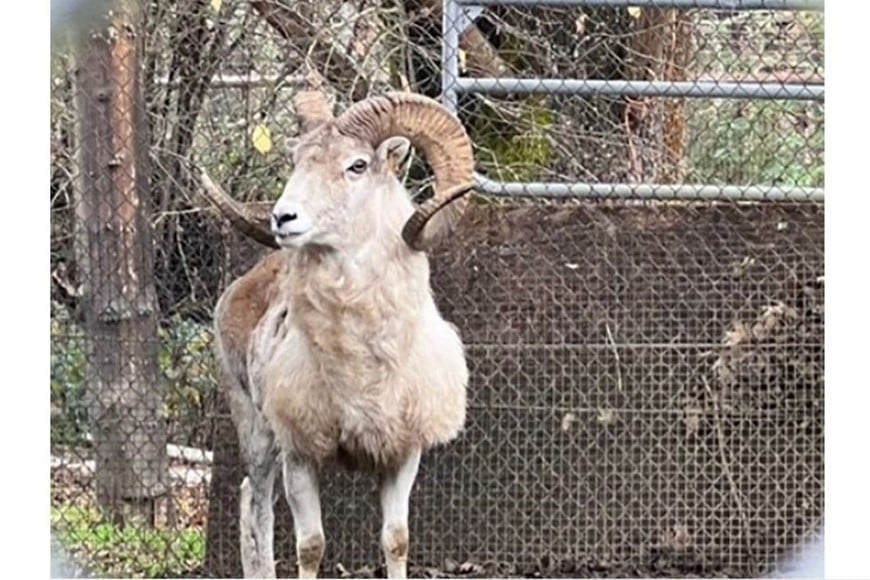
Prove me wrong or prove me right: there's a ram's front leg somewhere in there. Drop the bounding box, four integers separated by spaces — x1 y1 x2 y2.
282 453 325 579
379 447 422 579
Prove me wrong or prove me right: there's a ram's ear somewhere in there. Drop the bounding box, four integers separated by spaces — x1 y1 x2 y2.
375 136 411 175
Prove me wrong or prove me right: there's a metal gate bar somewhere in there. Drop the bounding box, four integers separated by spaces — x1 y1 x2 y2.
442 0 825 201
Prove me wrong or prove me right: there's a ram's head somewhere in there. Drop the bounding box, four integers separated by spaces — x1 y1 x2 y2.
201 90 475 252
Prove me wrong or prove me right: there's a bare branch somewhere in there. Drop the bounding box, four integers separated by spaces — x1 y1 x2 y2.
414 0 510 77
248 0 369 100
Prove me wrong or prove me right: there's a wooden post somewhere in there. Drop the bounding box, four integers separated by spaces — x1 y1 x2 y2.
72 0 168 525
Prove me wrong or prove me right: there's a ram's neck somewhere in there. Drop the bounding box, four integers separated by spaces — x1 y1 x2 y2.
285 237 431 372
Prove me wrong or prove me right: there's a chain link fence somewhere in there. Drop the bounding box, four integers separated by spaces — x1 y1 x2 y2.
50 0 823 577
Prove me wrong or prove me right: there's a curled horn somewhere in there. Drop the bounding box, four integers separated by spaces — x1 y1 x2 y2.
334 93 475 251
199 170 278 248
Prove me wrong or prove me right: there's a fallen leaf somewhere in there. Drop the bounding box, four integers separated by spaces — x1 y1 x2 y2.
684 406 702 437
210 0 222 12
597 408 616 426
628 7 642 18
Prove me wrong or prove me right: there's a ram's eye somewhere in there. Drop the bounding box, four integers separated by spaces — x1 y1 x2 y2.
347 159 368 175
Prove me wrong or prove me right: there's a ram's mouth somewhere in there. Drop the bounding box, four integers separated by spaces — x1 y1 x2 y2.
274 230 308 247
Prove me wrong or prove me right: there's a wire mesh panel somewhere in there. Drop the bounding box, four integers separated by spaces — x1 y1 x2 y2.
50 0 823 577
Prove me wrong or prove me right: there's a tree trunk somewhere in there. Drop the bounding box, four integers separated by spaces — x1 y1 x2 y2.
73 0 168 525
203 394 243 577
625 8 693 183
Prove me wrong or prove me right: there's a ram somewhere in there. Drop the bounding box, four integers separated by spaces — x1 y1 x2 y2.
200 90 475 578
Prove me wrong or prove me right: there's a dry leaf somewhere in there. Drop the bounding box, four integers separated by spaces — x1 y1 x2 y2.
252 124 272 155
596 408 616 426
575 13 588 35
210 0 222 12
561 411 578 432
684 406 702 437
628 7 642 18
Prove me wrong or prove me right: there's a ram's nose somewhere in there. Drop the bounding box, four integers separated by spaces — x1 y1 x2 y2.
271 211 298 233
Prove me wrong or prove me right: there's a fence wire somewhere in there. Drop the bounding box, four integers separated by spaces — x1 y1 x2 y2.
50 0 823 577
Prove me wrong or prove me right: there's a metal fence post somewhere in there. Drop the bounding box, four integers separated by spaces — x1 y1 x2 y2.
442 0 461 111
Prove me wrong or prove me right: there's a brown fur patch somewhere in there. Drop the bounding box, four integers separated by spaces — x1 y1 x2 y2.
382 524 409 560
296 533 325 573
